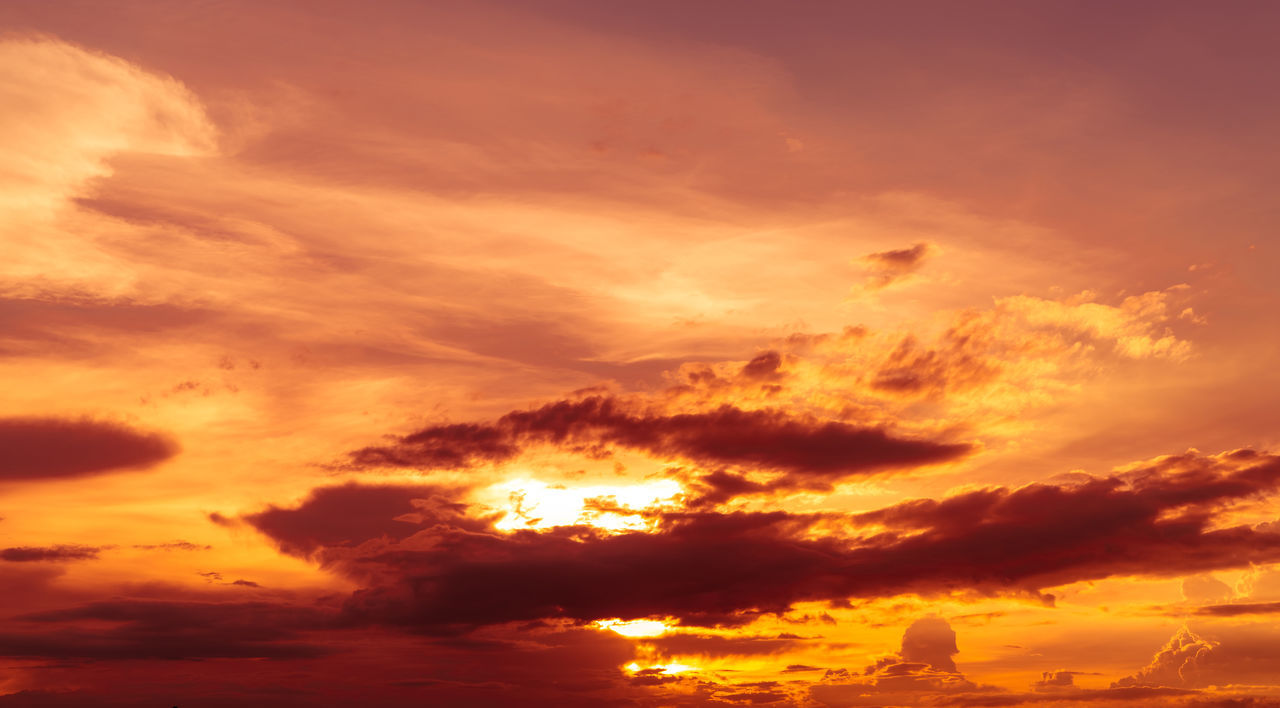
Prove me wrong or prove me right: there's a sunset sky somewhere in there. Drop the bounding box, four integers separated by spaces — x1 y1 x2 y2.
2 2 1280 706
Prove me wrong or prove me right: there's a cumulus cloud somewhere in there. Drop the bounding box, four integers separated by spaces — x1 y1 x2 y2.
1114 624 1280 690
1113 627 1218 688
810 616 984 707
900 616 960 673
1032 670 1076 691
996 288 1192 361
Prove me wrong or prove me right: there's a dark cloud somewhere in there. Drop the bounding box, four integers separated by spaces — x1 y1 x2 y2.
0 581 654 706
4 599 335 660
1031 670 1076 691
684 469 771 506
840 450 1280 595
859 242 933 291
335 510 844 632
932 686 1200 706
865 243 933 271
351 396 971 488
0 545 101 562
642 632 803 659
712 685 791 704
0 417 178 481
783 664 825 673
740 351 784 381
1192 601 1280 616
240 450 1280 633
0 625 645 707
0 565 69 612
241 482 486 560
131 540 211 551
350 423 519 470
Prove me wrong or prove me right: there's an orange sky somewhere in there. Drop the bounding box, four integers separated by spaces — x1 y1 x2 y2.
2 2 1280 706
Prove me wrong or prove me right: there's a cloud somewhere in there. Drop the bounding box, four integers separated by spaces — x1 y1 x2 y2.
641 632 803 659
1115 624 1280 690
350 396 972 489
809 616 985 707
932 685 1200 706
239 482 485 560
996 289 1192 361
1191 602 1280 617
740 350 785 381
233 449 1280 633
0 36 215 296
0 545 101 562
0 296 213 359
1032 670 1079 691
0 623 645 707
900 616 960 673
4 599 334 660
1113 626 1219 689
0 417 177 481
130 540 211 551
858 242 934 291
866 287 1194 401
333 509 847 631
1235 565 1280 601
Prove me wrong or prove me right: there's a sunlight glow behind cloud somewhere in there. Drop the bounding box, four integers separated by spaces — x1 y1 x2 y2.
491 477 683 531
595 619 671 638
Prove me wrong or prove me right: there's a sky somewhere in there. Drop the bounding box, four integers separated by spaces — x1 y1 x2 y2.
1 1 1279 706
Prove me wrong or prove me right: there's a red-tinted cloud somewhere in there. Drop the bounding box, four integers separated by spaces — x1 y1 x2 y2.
1192 601 1280 617
4 599 335 660
810 616 984 706
642 632 803 659
351 396 971 485
243 450 1280 633
0 296 212 359
1031 670 1077 691
0 622 645 707
0 417 177 481
240 482 484 560
930 686 1200 707
0 545 101 562
1114 624 1280 690
859 242 934 291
